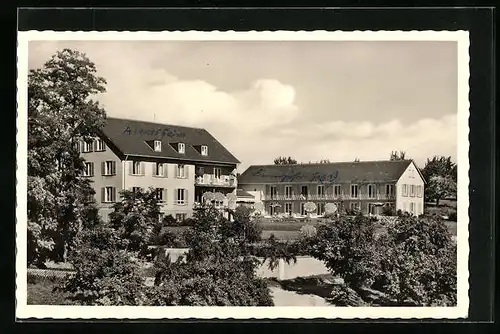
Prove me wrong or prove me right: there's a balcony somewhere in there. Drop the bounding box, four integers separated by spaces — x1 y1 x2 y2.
195 174 236 188
262 194 396 201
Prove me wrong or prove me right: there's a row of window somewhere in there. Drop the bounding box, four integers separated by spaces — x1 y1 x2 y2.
269 184 396 198
101 186 188 204
77 137 210 157
272 201 422 216
272 202 359 216
402 184 423 198
78 138 106 153
83 161 198 179
152 141 209 156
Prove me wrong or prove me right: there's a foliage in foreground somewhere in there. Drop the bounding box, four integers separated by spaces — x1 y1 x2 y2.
28 48 107 266
302 213 457 306
64 205 274 306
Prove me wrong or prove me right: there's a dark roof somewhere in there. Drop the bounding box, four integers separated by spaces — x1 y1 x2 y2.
99 117 240 164
237 189 255 198
238 160 414 184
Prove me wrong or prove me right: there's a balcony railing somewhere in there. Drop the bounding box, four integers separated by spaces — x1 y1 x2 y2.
262 194 396 201
195 174 236 187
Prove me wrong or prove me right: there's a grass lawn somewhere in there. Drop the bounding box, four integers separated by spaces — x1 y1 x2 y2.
27 277 75 305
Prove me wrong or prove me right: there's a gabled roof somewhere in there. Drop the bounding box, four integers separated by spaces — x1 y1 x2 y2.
238 160 413 184
99 117 240 165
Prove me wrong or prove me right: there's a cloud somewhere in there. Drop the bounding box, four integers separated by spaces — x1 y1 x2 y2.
27 41 457 172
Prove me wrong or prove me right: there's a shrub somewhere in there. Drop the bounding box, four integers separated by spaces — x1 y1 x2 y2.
381 204 396 216
62 226 147 305
150 205 274 306
302 215 380 289
373 215 457 306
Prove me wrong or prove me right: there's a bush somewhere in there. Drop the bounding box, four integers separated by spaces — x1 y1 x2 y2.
149 205 274 306
381 205 396 216
149 254 273 306
301 214 457 306
302 215 380 289
62 226 148 305
374 215 457 306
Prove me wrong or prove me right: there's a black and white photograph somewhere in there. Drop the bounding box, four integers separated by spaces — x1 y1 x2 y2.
16 31 469 319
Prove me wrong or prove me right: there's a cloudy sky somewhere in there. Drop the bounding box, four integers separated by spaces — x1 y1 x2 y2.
28 40 457 172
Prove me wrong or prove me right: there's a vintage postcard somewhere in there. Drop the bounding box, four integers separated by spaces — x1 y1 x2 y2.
16 30 469 319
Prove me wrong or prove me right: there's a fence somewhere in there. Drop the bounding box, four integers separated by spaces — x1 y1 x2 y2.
27 268 76 280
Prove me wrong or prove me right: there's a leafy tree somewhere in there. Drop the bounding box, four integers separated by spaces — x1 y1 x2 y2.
274 156 297 165
422 156 458 204
109 188 162 257
374 215 457 306
389 150 407 161
426 175 457 206
152 205 274 306
301 213 456 306
319 159 331 163
422 156 457 182
353 157 361 162
303 215 380 289
28 49 107 266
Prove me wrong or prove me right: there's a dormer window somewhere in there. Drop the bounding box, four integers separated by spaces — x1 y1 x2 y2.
178 143 185 154
154 140 162 152
201 145 208 156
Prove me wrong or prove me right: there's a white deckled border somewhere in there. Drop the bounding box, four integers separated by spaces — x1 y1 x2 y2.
16 30 470 320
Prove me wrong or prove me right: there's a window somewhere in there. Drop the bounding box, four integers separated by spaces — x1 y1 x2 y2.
269 205 277 216
270 186 278 199
300 203 306 216
333 185 342 198
368 184 376 198
386 184 395 197
410 202 415 213
201 145 208 156
285 202 293 215
82 141 93 153
285 186 293 199
410 185 415 197
402 184 408 197
154 162 164 177
132 187 142 194
317 202 325 215
317 185 325 197
176 213 186 223
176 189 187 205
83 162 94 176
350 184 358 198
301 186 308 198
178 143 185 154
132 161 143 175
213 167 221 179
103 161 116 176
95 138 106 151
417 185 423 197
417 202 422 215
155 188 165 202
154 140 162 152
177 164 186 178
102 186 116 203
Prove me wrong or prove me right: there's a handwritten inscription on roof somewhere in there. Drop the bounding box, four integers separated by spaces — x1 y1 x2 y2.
251 168 339 186
122 126 186 138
